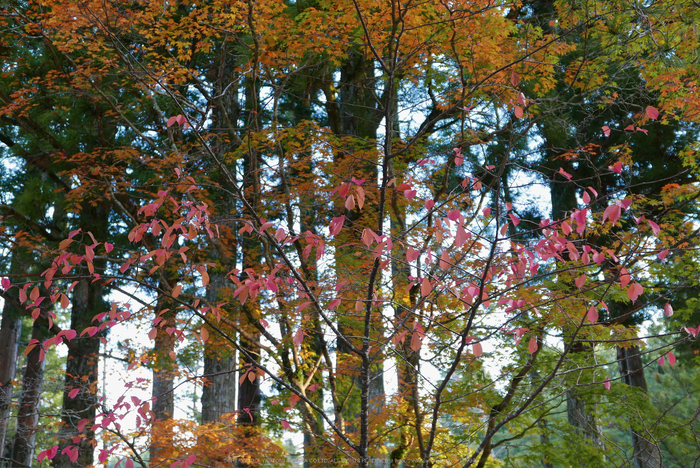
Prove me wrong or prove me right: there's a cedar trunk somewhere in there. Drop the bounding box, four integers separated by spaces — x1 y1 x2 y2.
11 320 49 467
53 279 103 468
617 345 663 468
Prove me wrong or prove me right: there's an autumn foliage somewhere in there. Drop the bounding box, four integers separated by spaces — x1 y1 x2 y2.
1 0 700 467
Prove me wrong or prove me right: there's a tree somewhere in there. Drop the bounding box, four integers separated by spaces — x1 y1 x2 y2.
1 0 700 467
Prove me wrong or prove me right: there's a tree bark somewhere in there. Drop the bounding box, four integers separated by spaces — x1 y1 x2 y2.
0 301 21 464
53 279 103 468
617 345 664 468
150 278 177 466
201 273 236 424
11 320 49 467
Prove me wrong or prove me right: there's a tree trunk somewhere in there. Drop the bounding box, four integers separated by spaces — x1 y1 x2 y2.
11 320 49 467
617 345 663 468
201 274 236 424
150 280 177 466
53 279 103 468
0 304 21 465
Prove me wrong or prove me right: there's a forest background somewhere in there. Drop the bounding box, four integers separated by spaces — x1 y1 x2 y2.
1 0 700 467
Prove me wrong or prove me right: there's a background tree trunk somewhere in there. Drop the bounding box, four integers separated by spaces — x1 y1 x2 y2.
618 345 664 468
11 320 49 467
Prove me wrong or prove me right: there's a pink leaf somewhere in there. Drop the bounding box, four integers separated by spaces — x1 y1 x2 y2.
328 216 345 236
609 161 623 174
166 116 178 127
627 282 644 303
439 251 450 270
483 207 491 217
517 92 526 106
186 455 197 465
575 275 586 290
68 388 80 399
274 227 286 242
424 199 435 210
410 332 422 352
624 124 635 132
404 189 417 200
344 194 356 211
558 167 572 180
604 377 611 390
668 351 676 366
602 125 611 137
619 268 630 289
658 355 665 366
636 127 648 135
104 242 114 253
664 303 673 317
99 450 109 463
509 213 520 226
473 342 483 357
514 106 524 119
126 459 134 468
646 106 659 120
293 328 305 346
587 306 599 323
406 248 420 262
528 336 538 354
280 420 290 429
685 326 700 338
421 277 432 297
647 220 660 236
448 210 461 221
602 204 621 224
658 249 669 260
582 191 591 204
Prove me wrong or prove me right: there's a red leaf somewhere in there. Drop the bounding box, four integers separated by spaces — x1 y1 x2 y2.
668 351 676 366
658 355 665 366
558 167 572 180
410 332 422 352
420 277 432 297
627 282 644 303
587 306 599 323
602 204 621 224
280 420 290 429
509 213 520 226
658 249 669 260
646 105 659 120
68 388 80 399
619 268 630 289
517 92 526 106
167 116 178 127
602 125 611 137
647 219 660 236
664 303 673 317
575 275 586 290
514 106 524 119
424 199 435 210
344 195 356 211
293 328 304 346
528 336 538 354
171 284 181 298
482 207 491 217
406 248 420 262
125 459 134 468
510 70 520 87
604 377 611 390
609 161 623 174
404 189 417 200
1 278 9 290
439 251 450 270
473 342 483 357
